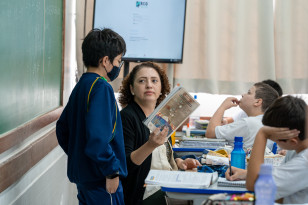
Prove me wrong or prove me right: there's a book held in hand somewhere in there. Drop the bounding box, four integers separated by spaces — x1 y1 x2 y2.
143 86 200 138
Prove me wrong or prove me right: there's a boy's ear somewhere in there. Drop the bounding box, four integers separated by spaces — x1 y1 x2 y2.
99 56 109 67
289 137 299 146
254 98 263 107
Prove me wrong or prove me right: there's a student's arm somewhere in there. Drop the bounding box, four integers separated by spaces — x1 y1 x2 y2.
56 106 69 154
246 126 300 191
246 128 267 191
206 97 239 138
85 85 122 177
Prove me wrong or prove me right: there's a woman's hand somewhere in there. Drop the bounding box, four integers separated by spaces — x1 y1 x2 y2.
147 127 169 148
106 177 119 194
225 166 247 181
176 158 201 170
130 126 169 165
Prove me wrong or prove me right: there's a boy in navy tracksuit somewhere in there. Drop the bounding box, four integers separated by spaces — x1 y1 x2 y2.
56 28 127 205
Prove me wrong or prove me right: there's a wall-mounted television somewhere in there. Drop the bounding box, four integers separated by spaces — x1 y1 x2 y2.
93 0 187 63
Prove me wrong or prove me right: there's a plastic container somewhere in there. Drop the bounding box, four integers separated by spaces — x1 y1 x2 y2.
186 123 191 137
254 164 276 205
189 95 200 129
231 136 246 169
170 131 176 146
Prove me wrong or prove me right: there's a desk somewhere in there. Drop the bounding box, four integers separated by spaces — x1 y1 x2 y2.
162 183 247 205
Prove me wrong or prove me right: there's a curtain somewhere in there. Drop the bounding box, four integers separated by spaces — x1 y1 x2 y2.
274 0 308 94
76 0 308 94
173 0 276 94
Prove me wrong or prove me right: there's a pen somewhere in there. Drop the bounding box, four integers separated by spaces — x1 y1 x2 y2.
229 160 232 176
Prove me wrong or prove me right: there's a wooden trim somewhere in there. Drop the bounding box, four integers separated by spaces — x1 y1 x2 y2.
0 129 59 193
0 107 63 154
61 0 66 106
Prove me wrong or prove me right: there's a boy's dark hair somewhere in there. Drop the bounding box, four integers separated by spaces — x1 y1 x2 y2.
82 28 126 67
118 62 170 108
254 82 279 112
262 79 283 97
262 96 306 140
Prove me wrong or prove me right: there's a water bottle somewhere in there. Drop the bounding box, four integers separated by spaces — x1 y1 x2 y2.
255 164 276 205
231 136 246 169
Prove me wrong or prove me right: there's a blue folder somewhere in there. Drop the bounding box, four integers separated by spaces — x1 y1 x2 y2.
183 129 206 135
173 148 214 152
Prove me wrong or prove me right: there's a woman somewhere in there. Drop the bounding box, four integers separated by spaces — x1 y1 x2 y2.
119 62 201 205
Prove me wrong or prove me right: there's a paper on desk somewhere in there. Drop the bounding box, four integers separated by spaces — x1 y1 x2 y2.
217 177 246 188
205 155 229 165
145 170 213 189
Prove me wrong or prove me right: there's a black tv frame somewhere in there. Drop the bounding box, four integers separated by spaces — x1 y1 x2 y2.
92 0 187 64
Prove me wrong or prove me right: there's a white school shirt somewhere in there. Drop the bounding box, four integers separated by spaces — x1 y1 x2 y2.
273 148 308 204
215 115 263 149
232 111 276 150
232 110 248 122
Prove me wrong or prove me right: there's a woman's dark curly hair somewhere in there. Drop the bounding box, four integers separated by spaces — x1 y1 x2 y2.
118 62 170 108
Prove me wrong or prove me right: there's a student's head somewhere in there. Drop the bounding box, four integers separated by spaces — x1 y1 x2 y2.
118 62 170 108
262 96 307 149
262 79 283 97
82 28 126 68
240 82 279 114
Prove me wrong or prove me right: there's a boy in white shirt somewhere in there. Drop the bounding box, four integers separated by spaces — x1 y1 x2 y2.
232 79 283 122
206 82 279 148
226 96 308 204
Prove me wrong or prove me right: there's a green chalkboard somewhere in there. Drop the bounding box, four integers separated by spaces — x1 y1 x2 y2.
0 0 63 135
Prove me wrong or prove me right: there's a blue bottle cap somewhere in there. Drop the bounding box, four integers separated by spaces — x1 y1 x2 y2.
194 95 197 99
234 136 243 142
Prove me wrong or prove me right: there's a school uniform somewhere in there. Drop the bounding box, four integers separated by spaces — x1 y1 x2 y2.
273 148 308 204
56 72 127 205
215 115 263 148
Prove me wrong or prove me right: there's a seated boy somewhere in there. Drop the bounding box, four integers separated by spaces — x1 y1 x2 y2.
225 96 308 204
232 79 283 122
206 82 279 148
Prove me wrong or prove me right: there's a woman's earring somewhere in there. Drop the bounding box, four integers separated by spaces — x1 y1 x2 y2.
132 92 134 95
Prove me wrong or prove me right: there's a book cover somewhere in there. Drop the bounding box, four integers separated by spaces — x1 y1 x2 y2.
143 86 200 138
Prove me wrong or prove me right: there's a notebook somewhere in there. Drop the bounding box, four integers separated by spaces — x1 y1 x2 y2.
217 177 246 188
145 170 213 189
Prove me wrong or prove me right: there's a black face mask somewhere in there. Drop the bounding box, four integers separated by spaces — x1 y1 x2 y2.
105 61 123 81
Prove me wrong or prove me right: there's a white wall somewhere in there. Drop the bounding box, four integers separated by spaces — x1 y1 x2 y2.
190 93 308 117
0 147 77 205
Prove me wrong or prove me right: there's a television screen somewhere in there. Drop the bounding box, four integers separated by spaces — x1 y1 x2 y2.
93 0 187 63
